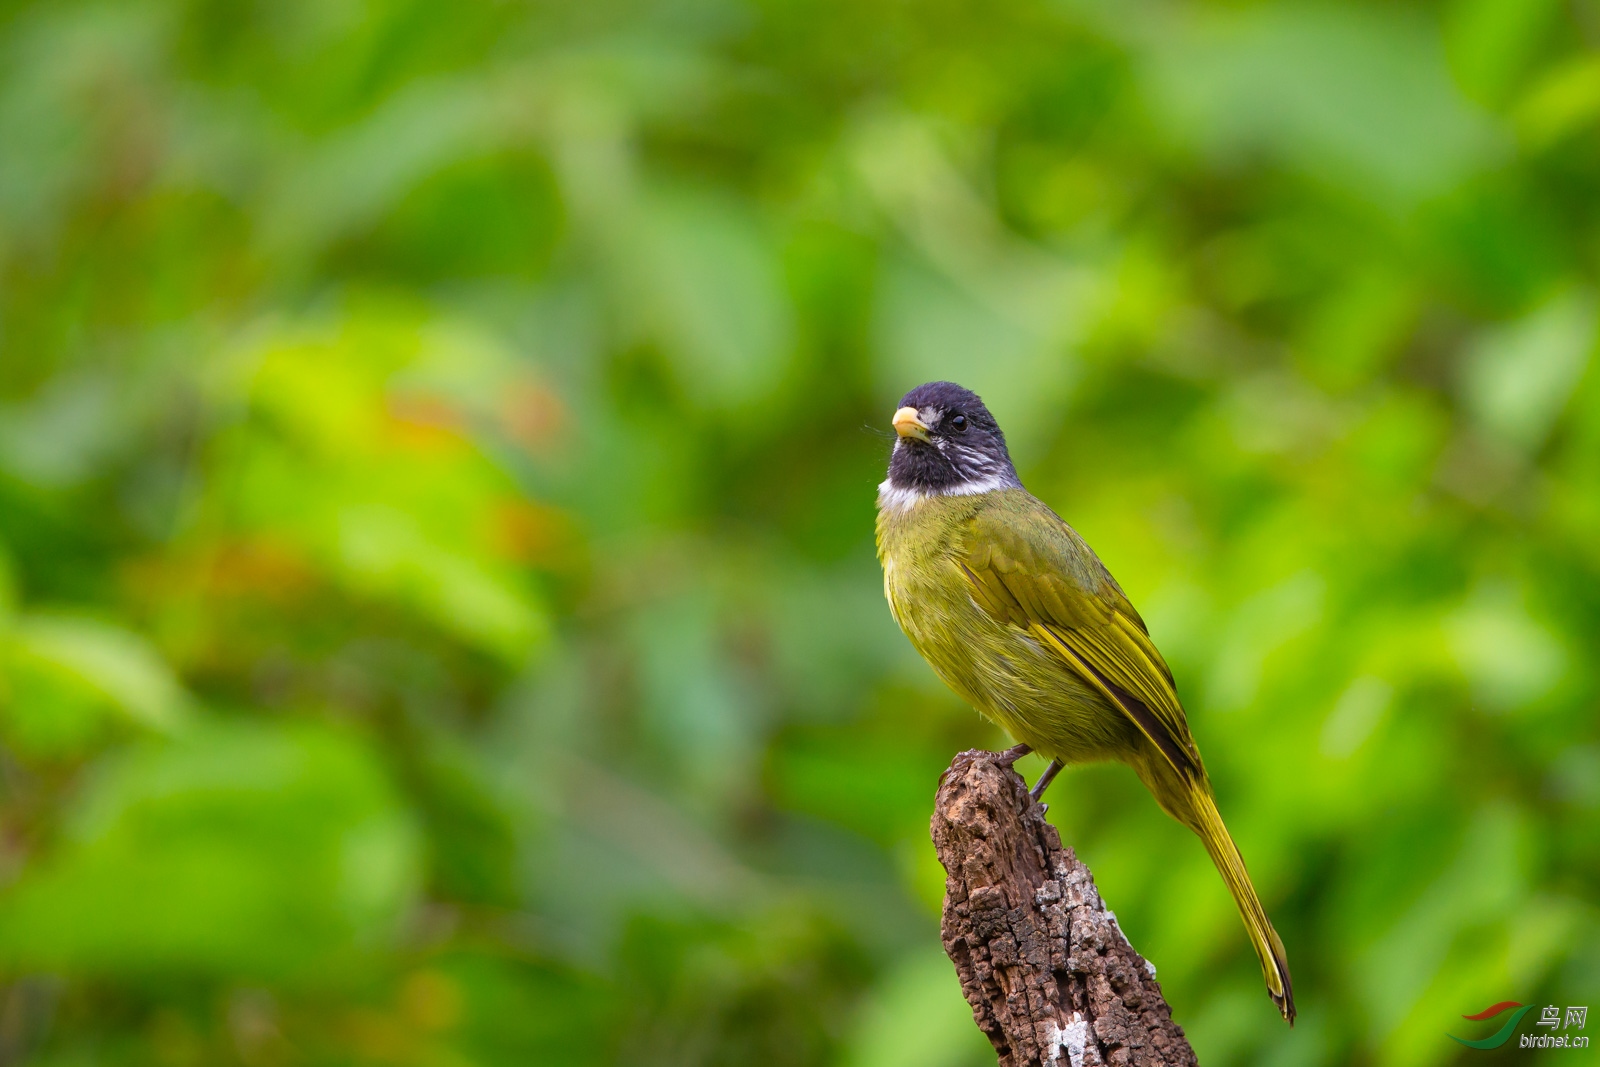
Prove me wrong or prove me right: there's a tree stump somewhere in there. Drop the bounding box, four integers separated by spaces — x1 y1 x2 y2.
931 749 1198 1067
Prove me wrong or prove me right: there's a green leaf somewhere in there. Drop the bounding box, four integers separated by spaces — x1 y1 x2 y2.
1515 54 1600 146
1444 0 1563 106
641 190 796 409
1463 287 1596 451
842 948 992 1067
0 721 421 984
1148 4 1501 201
1 615 190 756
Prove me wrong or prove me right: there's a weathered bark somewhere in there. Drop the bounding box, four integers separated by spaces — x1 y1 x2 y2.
932 749 1198 1067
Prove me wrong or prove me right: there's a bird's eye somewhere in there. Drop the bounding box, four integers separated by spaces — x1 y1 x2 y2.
949 414 968 432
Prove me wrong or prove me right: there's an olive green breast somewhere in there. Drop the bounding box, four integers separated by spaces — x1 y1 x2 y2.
875 489 1136 763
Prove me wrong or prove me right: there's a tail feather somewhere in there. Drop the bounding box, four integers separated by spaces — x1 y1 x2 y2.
1190 788 1295 1025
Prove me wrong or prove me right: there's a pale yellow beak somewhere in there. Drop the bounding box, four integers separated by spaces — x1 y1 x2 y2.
892 406 931 441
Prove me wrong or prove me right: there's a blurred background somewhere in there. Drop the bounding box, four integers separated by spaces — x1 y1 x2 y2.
0 0 1597 1064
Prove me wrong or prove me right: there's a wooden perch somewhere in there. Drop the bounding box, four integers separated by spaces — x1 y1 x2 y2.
932 749 1198 1067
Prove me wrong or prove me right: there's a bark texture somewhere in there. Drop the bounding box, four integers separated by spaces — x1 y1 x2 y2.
932 749 1198 1067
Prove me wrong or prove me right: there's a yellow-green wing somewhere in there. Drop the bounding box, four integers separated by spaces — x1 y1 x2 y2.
960 497 1204 782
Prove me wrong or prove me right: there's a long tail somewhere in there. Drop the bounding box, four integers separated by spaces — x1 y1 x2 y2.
1190 787 1296 1025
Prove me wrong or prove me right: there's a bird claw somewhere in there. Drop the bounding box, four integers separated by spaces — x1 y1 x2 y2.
996 743 1032 767
994 745 1060 804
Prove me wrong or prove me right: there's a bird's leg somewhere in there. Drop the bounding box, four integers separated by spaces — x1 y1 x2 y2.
996 743 1031 767
1029 759 1064 802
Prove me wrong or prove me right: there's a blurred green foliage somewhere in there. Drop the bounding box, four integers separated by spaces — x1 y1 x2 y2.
0 0 1597 1064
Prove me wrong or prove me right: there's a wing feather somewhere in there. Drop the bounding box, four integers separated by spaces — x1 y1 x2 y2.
961 502 1202 781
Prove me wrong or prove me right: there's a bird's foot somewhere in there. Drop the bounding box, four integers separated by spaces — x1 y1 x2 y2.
1028 759 1064 804
995 743 1032 767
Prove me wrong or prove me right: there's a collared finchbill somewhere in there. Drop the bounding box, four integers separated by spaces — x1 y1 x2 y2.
874 379 1295 1024
893 406 931 441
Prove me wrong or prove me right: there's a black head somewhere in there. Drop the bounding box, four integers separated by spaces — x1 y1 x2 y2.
882 381 1020 499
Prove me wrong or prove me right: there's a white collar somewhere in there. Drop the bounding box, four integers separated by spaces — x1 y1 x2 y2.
876 474 1018 513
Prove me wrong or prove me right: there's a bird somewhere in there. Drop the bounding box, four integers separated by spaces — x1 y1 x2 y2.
875 380 1294 1024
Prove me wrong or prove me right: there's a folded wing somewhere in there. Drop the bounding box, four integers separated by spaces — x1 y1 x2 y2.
959 502 1204 783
